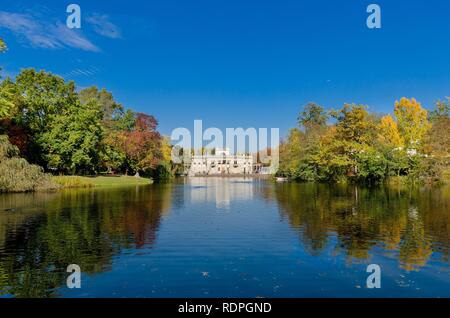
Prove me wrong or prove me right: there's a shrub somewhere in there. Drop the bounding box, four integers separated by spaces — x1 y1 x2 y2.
0 135 58 192
151 162 173 181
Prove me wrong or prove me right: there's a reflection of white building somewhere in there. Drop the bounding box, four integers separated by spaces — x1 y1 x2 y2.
188 177 253 209
186 148 253 176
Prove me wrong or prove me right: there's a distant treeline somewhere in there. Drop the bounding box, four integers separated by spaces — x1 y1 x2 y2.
278 98 450 184
0 68 172 183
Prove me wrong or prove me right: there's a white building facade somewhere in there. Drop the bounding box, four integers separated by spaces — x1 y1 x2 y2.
186 148 253 176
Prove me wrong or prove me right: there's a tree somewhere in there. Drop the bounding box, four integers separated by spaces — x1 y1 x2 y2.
8 69 79 165
0 78 17 119
323 104 378 179
117 113 163 175
394 98 430 148
419 111 450 182
78 86 123 126
14 69 78 133
378 115 403 148
279 103 330 180
39 99 104 174
297 102 328 131
278 128 305 178
429 98 449 121
78 86 130 173
333 104 376 145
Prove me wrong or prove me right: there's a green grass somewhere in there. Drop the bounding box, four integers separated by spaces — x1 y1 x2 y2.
52 175 152 188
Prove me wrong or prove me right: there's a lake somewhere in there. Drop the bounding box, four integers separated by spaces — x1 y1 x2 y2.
0 177 449 297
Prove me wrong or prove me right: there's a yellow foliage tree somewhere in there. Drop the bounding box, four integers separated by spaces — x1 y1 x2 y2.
378 115 403 148
394 98 430 148
161 136 172 163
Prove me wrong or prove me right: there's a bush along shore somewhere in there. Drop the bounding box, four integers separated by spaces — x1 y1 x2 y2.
0 135 58 193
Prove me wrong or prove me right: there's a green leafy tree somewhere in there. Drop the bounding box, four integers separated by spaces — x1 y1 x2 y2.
297 102 329 131
279 103 329 180
315 104 378 180
78 86 129 173
78 86 124 125
39 99 104 174
0 78 17 119
8 69 78 165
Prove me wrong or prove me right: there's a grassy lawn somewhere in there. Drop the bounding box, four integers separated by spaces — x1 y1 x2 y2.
52 175 152 188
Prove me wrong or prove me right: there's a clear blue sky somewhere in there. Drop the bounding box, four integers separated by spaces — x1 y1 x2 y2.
1 0 449 137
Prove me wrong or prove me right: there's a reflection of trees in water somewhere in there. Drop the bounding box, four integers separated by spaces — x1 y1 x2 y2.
0 184 173 297
399 207 432 271
272 183 450 270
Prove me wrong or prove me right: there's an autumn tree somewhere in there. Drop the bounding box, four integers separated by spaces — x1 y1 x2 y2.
417 100 450 182
117 113 163 175
322 104 382 180
279 103 329 180
378 115 403 148
297 102 328 131
394 98 430 149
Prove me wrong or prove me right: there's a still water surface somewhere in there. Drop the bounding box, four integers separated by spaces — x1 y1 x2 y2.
0 178 449 297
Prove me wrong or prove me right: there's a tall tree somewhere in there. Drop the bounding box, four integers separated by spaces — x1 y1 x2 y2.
9 69 79 165
394 98 430 148
297 102 328 131
39 99 104 174
378 115 403 148
315 104 380 180
78 86 123 126
117 113 163 175
78 86 130 173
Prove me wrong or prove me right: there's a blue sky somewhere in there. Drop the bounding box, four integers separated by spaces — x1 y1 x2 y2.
1 0 449 137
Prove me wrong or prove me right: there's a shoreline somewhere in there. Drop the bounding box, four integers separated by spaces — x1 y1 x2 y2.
185 174 272 179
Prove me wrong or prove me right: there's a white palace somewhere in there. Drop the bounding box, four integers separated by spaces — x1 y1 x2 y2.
186 148 254 176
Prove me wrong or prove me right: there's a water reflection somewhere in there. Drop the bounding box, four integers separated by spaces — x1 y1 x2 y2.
187 177 254 209
0 179 449 297
272 183 449 270
0 184 173 297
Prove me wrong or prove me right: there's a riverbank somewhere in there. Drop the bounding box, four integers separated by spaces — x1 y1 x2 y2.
52 175 153 188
